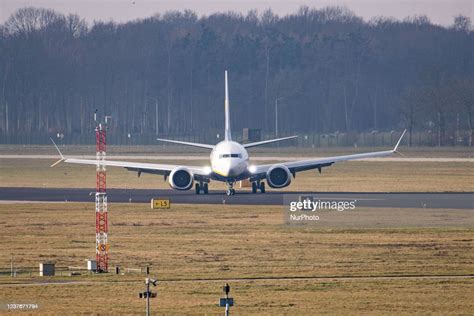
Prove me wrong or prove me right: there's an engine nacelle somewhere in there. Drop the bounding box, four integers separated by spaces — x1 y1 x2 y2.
169 167 194 190
266 165 292 188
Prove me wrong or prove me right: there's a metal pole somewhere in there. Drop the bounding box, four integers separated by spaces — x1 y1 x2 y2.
146 279 150 316
275 99 278 138
155 100 159 135
167 101 171 135
5 101 8 133
225 291 229 316
275 97 284 138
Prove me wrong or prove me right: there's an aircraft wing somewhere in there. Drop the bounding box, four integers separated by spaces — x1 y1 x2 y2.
62 158 210 176
50 139 211 178
250 130 406 177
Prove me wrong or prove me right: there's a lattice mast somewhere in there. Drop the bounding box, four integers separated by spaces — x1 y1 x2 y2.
95 114 109 272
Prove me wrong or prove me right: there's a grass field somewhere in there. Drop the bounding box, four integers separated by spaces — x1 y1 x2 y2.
2 278 473 315
1 145 473 314
0 203 473 314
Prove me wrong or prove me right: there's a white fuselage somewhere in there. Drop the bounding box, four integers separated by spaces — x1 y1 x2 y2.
210 141 249 178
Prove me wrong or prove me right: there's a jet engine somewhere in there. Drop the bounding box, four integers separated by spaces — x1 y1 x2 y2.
266 165 292 188
169 167 194 190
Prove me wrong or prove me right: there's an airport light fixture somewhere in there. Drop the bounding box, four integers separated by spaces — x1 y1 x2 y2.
139 275 158 316
219 283 234 316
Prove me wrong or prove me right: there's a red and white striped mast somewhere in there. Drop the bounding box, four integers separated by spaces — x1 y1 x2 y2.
95 112 110 272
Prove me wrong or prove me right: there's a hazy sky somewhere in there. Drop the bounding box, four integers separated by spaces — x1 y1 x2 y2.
1 0 472 26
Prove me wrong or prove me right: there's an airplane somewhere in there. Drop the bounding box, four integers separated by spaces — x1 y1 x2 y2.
51 71 406 196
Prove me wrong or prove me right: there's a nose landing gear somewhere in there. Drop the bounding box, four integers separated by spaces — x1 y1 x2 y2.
225 182 236 196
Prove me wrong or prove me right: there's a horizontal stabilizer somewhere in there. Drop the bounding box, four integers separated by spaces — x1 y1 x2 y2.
243 135 298 148
157 138 214 149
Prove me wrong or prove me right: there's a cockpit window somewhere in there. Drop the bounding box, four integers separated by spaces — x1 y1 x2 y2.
219 154 242 158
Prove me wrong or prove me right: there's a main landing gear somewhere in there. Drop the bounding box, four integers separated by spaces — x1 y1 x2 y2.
195 182 209 195
251 181 265 194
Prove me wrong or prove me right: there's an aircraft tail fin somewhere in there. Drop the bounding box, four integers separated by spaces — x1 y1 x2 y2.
224 70 231 141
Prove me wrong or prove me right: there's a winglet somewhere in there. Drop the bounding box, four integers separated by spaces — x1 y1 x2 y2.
393 129 407 152
50 137 65 167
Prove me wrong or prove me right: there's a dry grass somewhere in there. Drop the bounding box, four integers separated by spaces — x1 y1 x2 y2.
0 202 473 314
1 158 472 192
2 278 473 315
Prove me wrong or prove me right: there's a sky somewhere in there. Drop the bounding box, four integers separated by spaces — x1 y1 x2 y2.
0 0 472 27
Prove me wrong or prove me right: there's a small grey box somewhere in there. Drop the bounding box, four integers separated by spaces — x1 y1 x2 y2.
39 262 55 276
87 259 97 271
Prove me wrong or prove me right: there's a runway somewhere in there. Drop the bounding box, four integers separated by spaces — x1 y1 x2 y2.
0 187 472 209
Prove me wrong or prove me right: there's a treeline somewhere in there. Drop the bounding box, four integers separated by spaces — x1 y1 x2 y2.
0 6 472 145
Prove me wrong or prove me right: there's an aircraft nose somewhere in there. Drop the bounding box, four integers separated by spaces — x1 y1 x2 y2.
214 159 242 177
225 160 239 176
214 160 232 177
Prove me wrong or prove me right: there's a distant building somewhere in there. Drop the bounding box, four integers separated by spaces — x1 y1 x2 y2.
243 128 261 142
